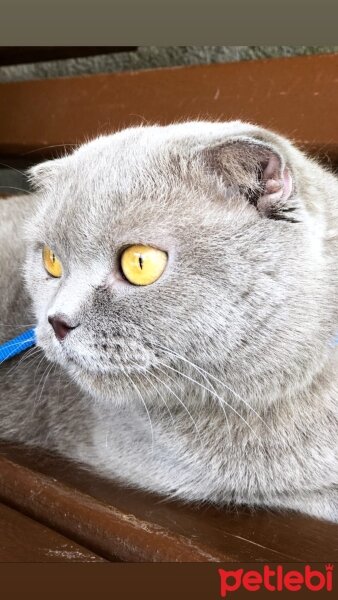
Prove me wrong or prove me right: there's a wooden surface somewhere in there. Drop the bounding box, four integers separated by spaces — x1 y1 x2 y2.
0 443 337 563
0 53 338 165
0 501 105 562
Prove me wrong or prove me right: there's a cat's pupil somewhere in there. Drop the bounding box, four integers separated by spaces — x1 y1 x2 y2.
139 256 143 269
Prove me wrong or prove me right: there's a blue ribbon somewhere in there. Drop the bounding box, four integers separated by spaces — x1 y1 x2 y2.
0 328 36 364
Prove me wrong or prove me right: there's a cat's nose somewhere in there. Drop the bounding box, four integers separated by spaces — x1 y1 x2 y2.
48 316 78 341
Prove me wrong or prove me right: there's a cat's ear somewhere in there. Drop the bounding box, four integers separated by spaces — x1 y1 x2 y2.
201 136 297 222
27 158 64 192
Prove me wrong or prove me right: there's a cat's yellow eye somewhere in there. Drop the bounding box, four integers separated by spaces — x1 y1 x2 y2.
42 245 63 278
121 245 167 286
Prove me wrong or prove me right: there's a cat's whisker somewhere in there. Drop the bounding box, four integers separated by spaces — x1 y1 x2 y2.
0 162 28 177
33 354 48 388
34 363 54 407
6 353 43 383
150 366 203 447
6 346 42 376
149 367 197 434
55 365 64 422
0 323 36 328
155 345 274 436
34 361 54 408
175 360 232 440
156 360 231 440
150 363 185 395
33 362 51 408
155 359 262 444
132 365 176 427
201 375 231 440
20 352 46 375
22 143 77 155
0 186 32 195
122 368 154 454
155 353 232 440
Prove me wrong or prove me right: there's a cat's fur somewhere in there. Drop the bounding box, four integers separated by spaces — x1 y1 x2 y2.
1 121 338 521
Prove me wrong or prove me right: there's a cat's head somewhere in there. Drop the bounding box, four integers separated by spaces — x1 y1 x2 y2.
24 121 336 409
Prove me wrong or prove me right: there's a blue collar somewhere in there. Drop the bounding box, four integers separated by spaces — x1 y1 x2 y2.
0 328 36 364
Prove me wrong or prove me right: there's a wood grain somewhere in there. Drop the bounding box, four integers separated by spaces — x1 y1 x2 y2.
0 53 338 164
0 444 337 562
0 501 105 562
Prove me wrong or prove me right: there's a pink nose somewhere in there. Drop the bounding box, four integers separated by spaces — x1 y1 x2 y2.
48 316 77 341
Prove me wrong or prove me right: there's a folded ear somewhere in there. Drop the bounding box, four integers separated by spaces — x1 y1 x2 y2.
201 136 297 222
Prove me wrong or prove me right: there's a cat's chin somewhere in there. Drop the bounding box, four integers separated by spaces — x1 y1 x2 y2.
66 362 142 406
66 357 145 377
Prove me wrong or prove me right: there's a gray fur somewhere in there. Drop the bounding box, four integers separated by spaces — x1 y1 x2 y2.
1 121 337 521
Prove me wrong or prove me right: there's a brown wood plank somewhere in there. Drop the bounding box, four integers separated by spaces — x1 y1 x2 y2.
0 501 106 562
0 443 337 562
0 53 338 164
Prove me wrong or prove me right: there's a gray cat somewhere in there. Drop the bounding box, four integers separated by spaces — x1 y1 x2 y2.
1 120 337 522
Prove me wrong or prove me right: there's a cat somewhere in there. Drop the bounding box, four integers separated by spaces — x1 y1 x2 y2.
0 120 337 522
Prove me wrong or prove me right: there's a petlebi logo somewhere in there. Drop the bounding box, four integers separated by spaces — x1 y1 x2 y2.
218 564 334 596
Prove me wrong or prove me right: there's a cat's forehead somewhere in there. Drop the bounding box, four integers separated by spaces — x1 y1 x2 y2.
32 120 261 201
47 121 259 206
53 120 255 180
52 129 180 200
31 120 261 247
71 120 254 164
37 125 217 208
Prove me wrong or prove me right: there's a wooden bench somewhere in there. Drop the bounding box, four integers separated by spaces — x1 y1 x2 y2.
1 52 338 561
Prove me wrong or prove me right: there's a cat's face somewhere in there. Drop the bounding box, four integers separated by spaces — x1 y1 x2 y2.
24 121 330 407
